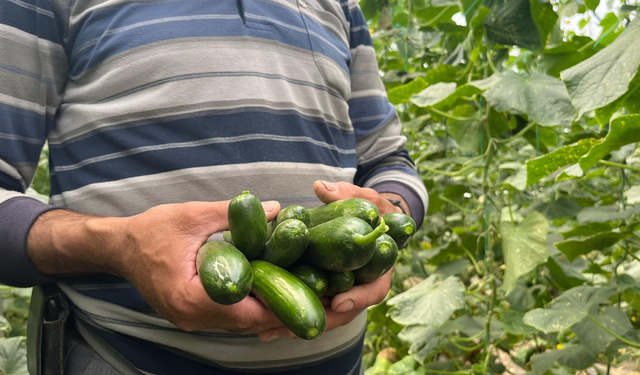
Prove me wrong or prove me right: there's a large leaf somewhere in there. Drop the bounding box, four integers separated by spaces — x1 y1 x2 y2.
561 222 614 239
0 337 28 375
561 18 640 117
572 306 633 356
410 82 457 107
576 204 640 224
577 114 640 173
397 326 443 365
470 70 575 127
530 344 596 373
387 275 465 326
546 237 587 291
387 65 458 104
483 0 556 50
539 37 601 78
501 211 550 293
523 285 618 333
554 229 631 262
446 104 485 153
501 309 539 335
533 197 581 221
594 72 640 126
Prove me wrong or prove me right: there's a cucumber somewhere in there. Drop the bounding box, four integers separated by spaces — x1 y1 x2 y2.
325 271 354 297
305 216 389 272
353 234 398 284
309 198 380 228
260 219 309 268
222 230 234 245
250 261 326 340
267 205 311 240
382 212 416 249
228 191 267 259
289 265 328 298
196 241 252 305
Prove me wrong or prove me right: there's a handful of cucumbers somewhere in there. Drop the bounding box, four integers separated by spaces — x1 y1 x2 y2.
196 191 417 340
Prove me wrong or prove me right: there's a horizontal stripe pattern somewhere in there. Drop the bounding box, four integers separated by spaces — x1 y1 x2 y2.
0 0 427 372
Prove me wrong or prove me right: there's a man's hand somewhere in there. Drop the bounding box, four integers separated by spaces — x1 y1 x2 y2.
257 180 404 342
27 200 287 333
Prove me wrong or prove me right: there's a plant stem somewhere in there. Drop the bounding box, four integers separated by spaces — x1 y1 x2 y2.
419 163 482 177
354 217 388 245
450 329 487 342
461 244 484 274
429 106 483 122
494 121 537 144
598 159 640 173
439 195 478 214
586 314 640 348
448 338 485 352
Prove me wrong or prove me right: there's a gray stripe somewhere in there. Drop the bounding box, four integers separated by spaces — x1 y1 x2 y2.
73 14 242 55
5 0 54 17
0 131 42 144
0 69 64 108
0 36 67 86
50 162 355 216
350 24 368 32
53 134 356 173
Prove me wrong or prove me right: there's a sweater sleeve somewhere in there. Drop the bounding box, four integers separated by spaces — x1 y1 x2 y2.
343 0 428 228
0 0 68 286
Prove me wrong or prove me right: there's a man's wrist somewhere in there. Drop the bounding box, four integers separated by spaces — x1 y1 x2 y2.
379 192 411 216
27 210 129 278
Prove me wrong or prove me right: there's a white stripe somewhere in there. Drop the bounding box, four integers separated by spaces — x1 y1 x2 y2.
0 93 56 116
53 134 356 173
0 24 66 59
4 0 54 17
349 89 388 100
0 131 42 144
350 24 368 32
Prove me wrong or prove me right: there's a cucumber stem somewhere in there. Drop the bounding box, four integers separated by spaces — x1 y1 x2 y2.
354 217 389 246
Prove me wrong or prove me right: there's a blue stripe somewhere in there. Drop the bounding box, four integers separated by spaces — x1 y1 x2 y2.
0 0 61 44
80 318 364 375
68 0 349 77
0 138 43 163
0 103 50 140
349 97 397 138
50 138 357 194
0 171 24 192
50 110 354 164
347 8 372 48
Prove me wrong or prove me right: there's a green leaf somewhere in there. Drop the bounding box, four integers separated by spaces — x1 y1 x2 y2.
546 238 587 291
470 70 575 127
523 285 618 333
572 306 633 356
561 18 640 117
539 37 601 78
387 355 418 375
388 78 429 105
364 354 393 375
410 82 457 107
483 0 555 50
560 222 614 239
434 259 470 279
554 229 631 262
530 344 596 373
584 0 599 11
387 275 465 326
0 337 28 375
594 72 640 126
397 325 443 365
576 204 640 224
0 317 10 337
501 211 550 293
446 104 485 153
533 196 581 221
506 279 537 311
501 310 539 335
577 114 640 174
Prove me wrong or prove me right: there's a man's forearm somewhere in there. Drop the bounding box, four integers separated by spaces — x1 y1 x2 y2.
26 209 128 278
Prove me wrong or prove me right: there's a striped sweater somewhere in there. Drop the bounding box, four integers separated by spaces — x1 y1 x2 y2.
0 0 428 373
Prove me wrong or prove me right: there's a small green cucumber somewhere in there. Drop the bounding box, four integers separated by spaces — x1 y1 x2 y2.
308 198 380 228
228 191 267 259
222 230 234 245
196 241 252 305
382 212 416 249
325 271 355 297
305 216 389 272
289 265 328 298
353 234 398 284
260 219 309 268
276 205 311 227
250 261 326 340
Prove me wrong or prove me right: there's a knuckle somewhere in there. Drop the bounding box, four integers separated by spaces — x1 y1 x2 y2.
234 313 254 331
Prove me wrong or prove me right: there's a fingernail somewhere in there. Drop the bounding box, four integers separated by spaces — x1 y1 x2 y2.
321 181 337 192
335 299 354 313
265 333 280 343
262 201 277 212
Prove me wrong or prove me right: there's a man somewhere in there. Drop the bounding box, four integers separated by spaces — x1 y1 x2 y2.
0 0 428 373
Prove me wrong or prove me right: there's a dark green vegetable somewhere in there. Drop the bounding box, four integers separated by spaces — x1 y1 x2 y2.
267 205 311 239
305 216 389 272
289 265 328 297
250 261 326 340
308 198 380 228
228 191 267 259
382 212 416 249
353 234 398 284
325 271 355 297
196 241 252 305
260 219 309 268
